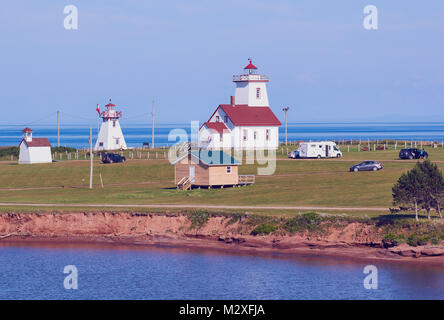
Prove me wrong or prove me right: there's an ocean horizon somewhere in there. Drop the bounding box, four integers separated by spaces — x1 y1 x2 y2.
2 122 444 148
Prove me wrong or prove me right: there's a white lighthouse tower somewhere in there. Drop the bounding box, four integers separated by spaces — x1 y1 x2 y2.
94 99 127 151
233 59 270 107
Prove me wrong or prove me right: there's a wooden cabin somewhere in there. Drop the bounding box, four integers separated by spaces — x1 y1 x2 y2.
172 150 254 190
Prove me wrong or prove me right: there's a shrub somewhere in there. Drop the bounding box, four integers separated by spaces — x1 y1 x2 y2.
407 233 429 246
383 233 405 247
0 147 19 158
189 210 210 228
283 212 323 233
251 223 277 235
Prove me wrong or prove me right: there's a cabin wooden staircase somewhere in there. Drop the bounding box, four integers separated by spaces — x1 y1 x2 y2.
177 176 192 190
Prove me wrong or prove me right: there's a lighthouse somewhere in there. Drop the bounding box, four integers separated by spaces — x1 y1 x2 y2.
233 58 270 107
94 99 127 151
198 59 281 150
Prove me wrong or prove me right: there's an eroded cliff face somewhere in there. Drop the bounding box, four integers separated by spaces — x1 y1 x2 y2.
0 212 443 262
0 212 378 243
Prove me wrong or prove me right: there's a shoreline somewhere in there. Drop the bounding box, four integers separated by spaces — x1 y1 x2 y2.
2 233 444 268
0 211 443 267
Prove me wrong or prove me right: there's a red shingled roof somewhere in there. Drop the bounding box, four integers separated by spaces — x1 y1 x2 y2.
219 105 281 126
21 138 51 148
204 122 229 134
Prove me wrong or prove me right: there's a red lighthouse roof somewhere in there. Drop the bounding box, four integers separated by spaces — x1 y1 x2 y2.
244 59 257 70
22 127 33 133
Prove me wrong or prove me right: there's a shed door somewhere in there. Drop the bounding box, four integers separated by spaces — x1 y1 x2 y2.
189 166 195 182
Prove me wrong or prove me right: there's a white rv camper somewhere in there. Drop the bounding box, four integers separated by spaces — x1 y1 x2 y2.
298 141 342 158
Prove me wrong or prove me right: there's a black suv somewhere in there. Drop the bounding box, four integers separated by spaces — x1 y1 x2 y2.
398 148 428 160
101 153 126 164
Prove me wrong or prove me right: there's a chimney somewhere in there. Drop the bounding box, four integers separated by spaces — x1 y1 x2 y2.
230 96 235 106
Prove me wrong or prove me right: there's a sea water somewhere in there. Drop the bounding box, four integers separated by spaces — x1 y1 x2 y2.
2 122 444 148
0 243 442 300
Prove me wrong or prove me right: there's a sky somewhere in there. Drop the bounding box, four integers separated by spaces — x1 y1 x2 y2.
0 0 443 126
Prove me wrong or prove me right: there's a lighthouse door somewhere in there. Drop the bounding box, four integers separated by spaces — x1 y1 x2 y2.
189 166 195 183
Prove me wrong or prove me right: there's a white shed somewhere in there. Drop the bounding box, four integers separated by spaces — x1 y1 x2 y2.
18 128 52 164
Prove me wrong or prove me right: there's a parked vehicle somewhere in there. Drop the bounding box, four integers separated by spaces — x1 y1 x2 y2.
398 148 428 160
288 150 299 159
101 153 126 164
350 161 383 172
297 141 342 158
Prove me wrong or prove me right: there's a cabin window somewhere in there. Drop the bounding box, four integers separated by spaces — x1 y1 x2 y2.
226 166 231 174
256 88 261 99
254 131 257 140
266 129 270 141
113 121 116 127
243 129 248 141
99 142 103 147
216 116 220 122
220 134 223 142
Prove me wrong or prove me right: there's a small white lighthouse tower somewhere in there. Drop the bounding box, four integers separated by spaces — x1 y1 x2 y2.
233 59 270 107
94 99 127 151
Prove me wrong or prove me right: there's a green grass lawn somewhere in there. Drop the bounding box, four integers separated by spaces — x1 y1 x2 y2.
1 149 439 218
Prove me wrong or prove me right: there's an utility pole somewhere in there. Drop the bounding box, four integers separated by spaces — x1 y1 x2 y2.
89 126 93 189
151 99 155 149
57 110 60 147
282 107 290 146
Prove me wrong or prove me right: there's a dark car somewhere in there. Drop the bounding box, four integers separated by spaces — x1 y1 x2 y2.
101 153 126 164
350 161 383 172
288 150 299 159
398 148 428 160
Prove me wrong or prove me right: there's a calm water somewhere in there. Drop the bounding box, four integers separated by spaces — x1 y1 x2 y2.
2 122 444 148
0 243 443 300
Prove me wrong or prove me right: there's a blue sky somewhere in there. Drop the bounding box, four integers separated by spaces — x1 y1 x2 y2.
0 0 443 125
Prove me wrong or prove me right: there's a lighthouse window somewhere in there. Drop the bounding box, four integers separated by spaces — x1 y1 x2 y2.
99 142 103 147
266 129 270 141
243 130 248 141
116 138 120 145
113 121 116 127
256 88 261 99
254 131 257 140
215 116 220 122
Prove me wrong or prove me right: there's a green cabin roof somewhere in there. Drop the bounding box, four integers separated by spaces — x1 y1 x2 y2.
172 150 240 166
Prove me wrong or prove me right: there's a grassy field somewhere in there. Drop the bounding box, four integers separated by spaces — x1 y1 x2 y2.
2 147 444 218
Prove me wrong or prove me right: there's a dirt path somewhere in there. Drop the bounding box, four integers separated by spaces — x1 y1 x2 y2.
0 202 388 211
